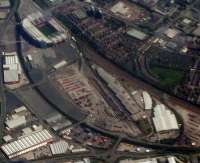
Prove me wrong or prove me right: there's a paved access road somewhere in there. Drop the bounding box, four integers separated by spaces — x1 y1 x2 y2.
0 0 20 144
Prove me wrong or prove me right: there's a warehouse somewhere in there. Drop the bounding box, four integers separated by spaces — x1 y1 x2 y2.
120 158 158 163
0 9 9 19
1 129 53 158
126 28 148 40
0 0 10 8
5 114 26 129
5 106 29 129
153 104 179 132
14 106 27 114
142 91 152 110
50 140 69 155
3 52 22 84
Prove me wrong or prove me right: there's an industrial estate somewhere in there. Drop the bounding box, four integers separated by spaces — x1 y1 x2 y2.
0 0 200 163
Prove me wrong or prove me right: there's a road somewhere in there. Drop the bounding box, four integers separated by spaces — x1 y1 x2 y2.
74 38 200 153
12 0 200 160
30 149 189 163
0 0 21 161
0 0 20 144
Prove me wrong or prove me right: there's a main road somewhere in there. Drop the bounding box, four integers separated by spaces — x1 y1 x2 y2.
14 0 200 158
0 0 20 144
31 150 185 163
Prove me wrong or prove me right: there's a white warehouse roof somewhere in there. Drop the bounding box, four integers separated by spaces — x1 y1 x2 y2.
168 156 176 163
153 104 179 132
5 115 26 129
3 52 21 84
4 70 19 83
50 140 69 155
14 106 27 113
142 91 152 110
53 60 67 69
120 158 158 163
127 28 148 40
1 129 53 158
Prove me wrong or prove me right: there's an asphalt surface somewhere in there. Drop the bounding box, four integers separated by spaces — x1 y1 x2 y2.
13 87 58 118
0 0 21 161
74 39 200 153
10 1 200 162
0 0 20 144
30 149 188 163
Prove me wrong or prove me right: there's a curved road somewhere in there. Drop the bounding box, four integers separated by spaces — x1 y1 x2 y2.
0 0 20 144
14 0 200 160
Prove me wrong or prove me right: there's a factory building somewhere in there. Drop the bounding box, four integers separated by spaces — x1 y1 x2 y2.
22 12 68 46
153 104 179 132
120 156 177 163
120 158 158 163
5 115 26 129
3 52 22 84
50 140 69 155
1 129 53 158
95 66 144 121
53 60 67 70
5 106 28 129
0 0 10 8
127 28 148 40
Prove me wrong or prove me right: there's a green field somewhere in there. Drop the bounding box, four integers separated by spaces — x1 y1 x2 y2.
39 24 57 36
150 67 185 87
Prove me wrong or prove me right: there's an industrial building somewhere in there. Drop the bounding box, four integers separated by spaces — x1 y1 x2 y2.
127 28 148 40
3 52 22 84
164 28 180 39
0 0 10 8
5 115 26 129
3 135 13 143
120 156 177 163
0 9 9 19
50 140 70 155
53 60 67 70
45 113 72 131
22 12 68 46
142 91 152 110
152 104 179 132
1 129 53 159
5 106 28 129
95 66 145 121
110 0 148 23
14 106 27 113
120 158 157 163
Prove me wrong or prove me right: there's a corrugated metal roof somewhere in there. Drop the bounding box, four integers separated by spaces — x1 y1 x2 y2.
14 106 27 113
50 140 69 155
5 115 26 129
127 28 148 40
168 156 176 163
153 104 179 132
1 129 53 158
4 70 19 83
142 91 152 110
